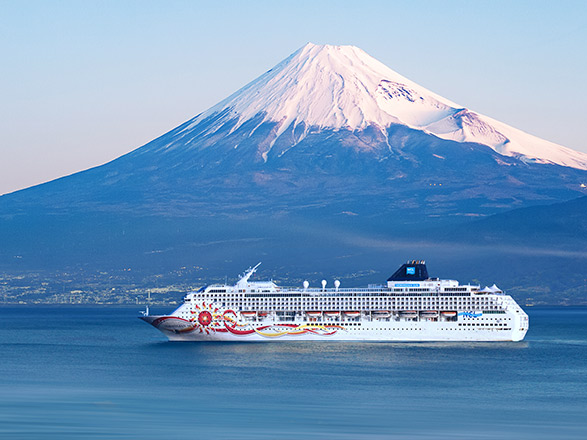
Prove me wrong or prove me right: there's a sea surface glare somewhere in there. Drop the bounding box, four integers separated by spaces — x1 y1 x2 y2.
0 306 586 439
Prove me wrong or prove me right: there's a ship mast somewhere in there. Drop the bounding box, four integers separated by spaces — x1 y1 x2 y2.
236 262 261 289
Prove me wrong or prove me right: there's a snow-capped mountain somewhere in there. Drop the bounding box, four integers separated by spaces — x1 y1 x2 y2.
173 43 587 170
1 42 587 280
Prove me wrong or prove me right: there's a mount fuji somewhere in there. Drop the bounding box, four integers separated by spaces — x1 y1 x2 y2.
181 43 587 170
1 43 586 279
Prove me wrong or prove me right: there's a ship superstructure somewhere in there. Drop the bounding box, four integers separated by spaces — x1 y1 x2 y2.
140 261 529 342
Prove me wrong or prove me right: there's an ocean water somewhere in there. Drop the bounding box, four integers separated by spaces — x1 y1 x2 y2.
0 306 586 439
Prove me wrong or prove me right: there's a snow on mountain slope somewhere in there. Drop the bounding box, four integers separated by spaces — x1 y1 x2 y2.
182 43 587 170
424 109 587 169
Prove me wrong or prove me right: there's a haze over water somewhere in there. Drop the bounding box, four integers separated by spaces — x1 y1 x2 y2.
0 306 586 439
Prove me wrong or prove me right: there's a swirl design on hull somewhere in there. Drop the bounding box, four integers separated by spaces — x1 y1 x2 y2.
155 302 344 338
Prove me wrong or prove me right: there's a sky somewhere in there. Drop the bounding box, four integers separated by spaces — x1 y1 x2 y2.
1 0 586 195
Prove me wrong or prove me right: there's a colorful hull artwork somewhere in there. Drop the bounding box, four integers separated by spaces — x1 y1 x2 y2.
145 302 343 339
140 262 529 342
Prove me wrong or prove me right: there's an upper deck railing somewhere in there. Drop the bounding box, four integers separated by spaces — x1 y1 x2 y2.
200 283 489 297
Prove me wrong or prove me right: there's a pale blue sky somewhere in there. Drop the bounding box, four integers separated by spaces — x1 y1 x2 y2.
1 0 586 194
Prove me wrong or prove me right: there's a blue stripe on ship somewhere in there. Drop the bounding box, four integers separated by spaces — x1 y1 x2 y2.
458 311 483 318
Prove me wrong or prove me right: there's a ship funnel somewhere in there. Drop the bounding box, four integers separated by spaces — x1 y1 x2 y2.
388 260 429 282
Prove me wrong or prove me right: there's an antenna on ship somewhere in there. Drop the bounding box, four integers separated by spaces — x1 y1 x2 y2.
236 262 261 288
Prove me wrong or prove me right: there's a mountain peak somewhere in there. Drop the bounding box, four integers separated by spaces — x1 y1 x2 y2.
180 43 587 170
192 42 454 132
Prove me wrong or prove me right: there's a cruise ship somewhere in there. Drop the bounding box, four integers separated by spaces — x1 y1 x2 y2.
140 261 529 342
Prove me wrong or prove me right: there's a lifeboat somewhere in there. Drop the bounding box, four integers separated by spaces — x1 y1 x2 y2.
324 311 341 318
372 310 391 319
441 311 457 317
420 311 439 318
240 311 256 319
399 310 418 319
344 311 360 318
258 311 268 317
305 311 322 317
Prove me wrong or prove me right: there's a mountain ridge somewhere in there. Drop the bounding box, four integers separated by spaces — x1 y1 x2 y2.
177 43 587 170
0 43 586 306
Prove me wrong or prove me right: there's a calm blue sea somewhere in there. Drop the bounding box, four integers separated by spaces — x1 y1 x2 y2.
0 306 586 439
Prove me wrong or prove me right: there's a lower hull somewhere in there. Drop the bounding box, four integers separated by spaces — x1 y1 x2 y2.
141 316 527 342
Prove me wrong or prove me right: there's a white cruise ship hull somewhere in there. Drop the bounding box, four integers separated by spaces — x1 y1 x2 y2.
139 261 529 343
141 311 528 342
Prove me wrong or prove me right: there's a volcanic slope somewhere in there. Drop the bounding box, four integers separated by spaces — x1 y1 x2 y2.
1 43 586 271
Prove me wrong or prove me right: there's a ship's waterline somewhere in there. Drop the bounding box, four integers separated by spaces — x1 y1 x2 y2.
140 261 529 342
